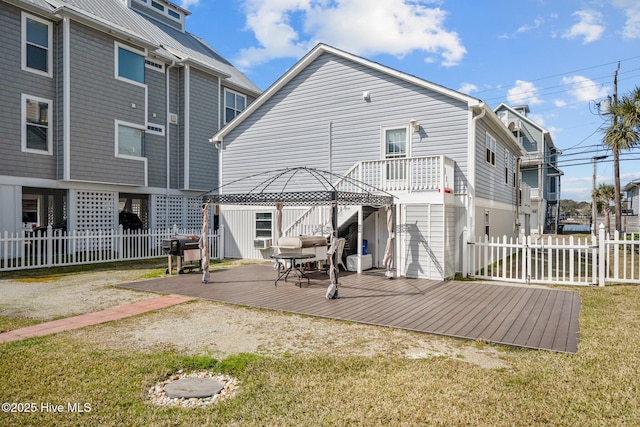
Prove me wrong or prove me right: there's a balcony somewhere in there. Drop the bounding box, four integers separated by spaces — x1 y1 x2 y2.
340 155 455 194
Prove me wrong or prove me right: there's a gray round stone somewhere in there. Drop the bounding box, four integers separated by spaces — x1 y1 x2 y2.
164 378 224 398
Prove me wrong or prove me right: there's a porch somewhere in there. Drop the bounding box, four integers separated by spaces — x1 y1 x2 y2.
118 263 580 353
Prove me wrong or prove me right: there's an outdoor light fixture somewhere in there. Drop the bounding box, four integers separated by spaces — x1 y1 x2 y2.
362 91 371 101
410 118 419 132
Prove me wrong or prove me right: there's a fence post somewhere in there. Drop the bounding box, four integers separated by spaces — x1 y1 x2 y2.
46 225 53 267
118 225 124 260
598 223 606 287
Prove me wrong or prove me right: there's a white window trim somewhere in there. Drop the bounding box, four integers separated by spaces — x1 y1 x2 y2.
21 94 53 155
144 58 165 73
504 148 510 185
485 132 496 167
224 89 247 124
115 120 146 161
21 12 53 78
114 42 147 87
255 212 273 239
146 122 165 136
380 125 411 159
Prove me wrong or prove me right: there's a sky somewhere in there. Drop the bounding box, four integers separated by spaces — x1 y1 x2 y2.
180 0 640 202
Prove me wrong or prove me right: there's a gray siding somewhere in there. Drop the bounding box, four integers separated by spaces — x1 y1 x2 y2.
68 22 146 185
222 52 469 193
145 63 167 188
188 68 219 190
474 118 518 206
0 4 57 179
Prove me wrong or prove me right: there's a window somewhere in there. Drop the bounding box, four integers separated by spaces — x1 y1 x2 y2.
151 1 164 11
168 9 181 19
504 149 510 185
485 132 496 166
115 43 145 85
383 126 409 180
224 90 246 123
116 121 145 158
145 59 164 72
255 213 272 238
22 94 52 154
22 12 52 77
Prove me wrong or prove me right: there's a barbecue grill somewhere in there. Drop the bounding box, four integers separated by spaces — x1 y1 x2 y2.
275 235 328 263
163 234 201 274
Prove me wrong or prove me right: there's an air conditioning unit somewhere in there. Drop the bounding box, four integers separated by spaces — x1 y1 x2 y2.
253 238 272 250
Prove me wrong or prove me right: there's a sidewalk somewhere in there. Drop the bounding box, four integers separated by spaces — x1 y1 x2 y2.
0 294 194 344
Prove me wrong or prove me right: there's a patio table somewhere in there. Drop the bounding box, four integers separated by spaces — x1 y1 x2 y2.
271 253 316 287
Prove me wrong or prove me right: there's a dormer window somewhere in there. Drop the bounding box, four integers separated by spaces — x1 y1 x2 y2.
133 0 186 28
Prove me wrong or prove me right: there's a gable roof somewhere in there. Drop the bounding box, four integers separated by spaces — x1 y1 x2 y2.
494 103 559 152
214 43 493 141
7 0 260 95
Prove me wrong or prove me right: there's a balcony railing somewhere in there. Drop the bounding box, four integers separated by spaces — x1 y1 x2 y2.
343 155 455 193
284 156 454 236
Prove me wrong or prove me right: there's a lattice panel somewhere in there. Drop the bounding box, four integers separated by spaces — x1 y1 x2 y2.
75 191 117 231
186 197 203 229
154 196 185 229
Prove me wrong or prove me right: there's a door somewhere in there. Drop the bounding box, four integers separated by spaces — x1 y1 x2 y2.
383 126 409 189
401 204 445 280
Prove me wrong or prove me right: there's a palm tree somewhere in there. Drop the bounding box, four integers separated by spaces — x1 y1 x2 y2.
603 87 640 232
592 183 615 232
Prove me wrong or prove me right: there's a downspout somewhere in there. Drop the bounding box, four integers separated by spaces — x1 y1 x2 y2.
469 102 486 239
183 64 190 190
63 16 70 181
515 156 521 234
163 60 177 229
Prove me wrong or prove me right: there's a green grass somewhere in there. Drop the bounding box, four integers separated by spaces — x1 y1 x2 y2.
1 283 640 425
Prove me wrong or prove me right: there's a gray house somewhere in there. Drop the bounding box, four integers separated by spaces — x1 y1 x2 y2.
211 44 527 280
623 179 640 232
494 104 562 235
0 0 260 235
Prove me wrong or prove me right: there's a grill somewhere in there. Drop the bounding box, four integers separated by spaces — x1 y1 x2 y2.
162 235 201 274
275 235 328 262
162 235 200 256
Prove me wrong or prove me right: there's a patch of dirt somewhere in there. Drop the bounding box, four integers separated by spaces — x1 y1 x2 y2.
1 268 509 369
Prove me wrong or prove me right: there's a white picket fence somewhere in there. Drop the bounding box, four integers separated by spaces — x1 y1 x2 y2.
0 225 224 272
467 224 640 286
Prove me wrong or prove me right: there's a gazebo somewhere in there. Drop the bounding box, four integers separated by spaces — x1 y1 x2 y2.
200 167 395 299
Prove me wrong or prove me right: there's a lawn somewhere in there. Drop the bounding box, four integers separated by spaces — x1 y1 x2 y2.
1 265 639 426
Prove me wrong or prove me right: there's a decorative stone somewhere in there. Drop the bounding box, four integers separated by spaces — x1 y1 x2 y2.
164 377 224 399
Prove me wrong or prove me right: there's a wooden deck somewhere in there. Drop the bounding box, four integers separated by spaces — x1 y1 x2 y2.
118 263 580 353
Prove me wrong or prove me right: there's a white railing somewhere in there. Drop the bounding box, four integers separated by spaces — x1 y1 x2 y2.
285 156 454 236
0 225 223 272
467 225 640 286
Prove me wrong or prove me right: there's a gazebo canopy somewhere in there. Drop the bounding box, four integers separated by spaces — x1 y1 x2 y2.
200 167 394 206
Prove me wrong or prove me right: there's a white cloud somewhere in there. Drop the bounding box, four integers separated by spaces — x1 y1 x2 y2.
517 17 543 33
234 0 466 70
562 10 605 44
507 80 542 106
458 83 478 94
561 75 609 102
554 99 567 108
612 0 640 39
178 0 199 9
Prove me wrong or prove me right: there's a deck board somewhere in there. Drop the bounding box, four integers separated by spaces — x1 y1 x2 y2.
118 264 580 353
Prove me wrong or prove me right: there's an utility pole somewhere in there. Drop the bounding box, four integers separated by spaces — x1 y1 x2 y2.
612 62 621 233
592 155 608 234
